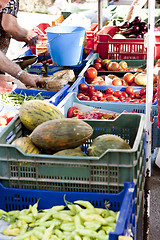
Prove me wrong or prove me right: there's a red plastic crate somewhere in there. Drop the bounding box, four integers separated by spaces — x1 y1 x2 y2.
30 23 51 55
84 24 99 55
97 26 160 60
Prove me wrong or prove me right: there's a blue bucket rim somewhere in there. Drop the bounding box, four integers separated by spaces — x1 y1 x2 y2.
46 25 86 34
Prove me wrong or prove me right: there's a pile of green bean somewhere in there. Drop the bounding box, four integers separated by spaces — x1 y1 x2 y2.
0 199 119 240
0 92 51 107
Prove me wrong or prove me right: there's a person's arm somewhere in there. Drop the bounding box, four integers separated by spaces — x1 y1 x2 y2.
0 51 46 88
125 0 148 22
1 13 38 45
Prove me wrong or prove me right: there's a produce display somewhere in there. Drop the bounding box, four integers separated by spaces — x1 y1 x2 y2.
77 84 157 104
85 59 159 86
12 136 41 154
0 199 119 240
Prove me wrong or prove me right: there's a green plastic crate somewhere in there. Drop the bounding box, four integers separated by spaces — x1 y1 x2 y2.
0 113 145 218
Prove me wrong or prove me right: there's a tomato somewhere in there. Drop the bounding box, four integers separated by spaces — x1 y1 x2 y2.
81 95 90 101
93 62 102 71
122 91 128 98
112 78 123 86
124 97 131 102
134 93 141 99
140 88 146 96
77 93 85 100
91 96 98 101
85 77 94 84
129 93 135 99
85 67 97 79
106 88 113 95
88 85 95 93
106 95 119 102
95 90 103 99
126 86 134 95
94 58 103 64
113 90 122 98
79 83 88 91
67 107 77 118
119 96 126 102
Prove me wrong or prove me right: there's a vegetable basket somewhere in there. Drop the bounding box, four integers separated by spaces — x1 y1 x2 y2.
97 26 160 60
0 113 144 219
0 182 135 240
11 86 70 106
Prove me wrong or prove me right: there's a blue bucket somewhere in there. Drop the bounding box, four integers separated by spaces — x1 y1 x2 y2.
46 26 86 66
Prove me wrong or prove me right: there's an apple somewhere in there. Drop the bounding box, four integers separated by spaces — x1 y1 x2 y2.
123 73 135 85
112 77 123 86
108 62 120 71
119 61 128 70
102 59 111 69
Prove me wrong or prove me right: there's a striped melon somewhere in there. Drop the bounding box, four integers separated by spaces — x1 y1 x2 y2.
88 134 131 157
19 100 64 131
30 118 93 153
53 147 87 156
12 136 40 154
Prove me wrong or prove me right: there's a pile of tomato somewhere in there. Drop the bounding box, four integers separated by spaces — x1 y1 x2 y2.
77 83 157 104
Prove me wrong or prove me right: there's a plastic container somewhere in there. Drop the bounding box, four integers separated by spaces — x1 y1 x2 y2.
68 77 157 106
29 23 51 55
97 26 160 60
0 182 135 240
11 85 70 106
84 24 99 55
0 113 144 219
58 91 157 118
46 26 86 66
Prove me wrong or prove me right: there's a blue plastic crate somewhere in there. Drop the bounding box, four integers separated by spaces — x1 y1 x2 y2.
12 85 69 106
0 182 135 240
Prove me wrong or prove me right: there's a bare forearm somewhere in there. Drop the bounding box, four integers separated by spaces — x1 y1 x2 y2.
0 51 21 77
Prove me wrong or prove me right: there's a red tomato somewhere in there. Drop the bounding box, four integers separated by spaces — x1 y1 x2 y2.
95 90 103 99
81 95 90 101
79 83 88 91
85 77 94 84
134 93 141 99
91 96 98 101
106 88 113 95
67 107 77 118
123 73 135 85
126 86 134 95
119 96 126 102
77 93 85 100
93 62 102 71
122 91 128 98
85 67 97 79
140 88 146 96
106 95 119 102
113 90 122 98
129 93 135 99
94 58 103 64
88 85 95 93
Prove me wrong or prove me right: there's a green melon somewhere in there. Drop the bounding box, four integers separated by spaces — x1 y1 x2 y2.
88 134 131 157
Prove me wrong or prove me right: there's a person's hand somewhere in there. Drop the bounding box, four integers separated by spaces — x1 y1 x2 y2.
0 75 15 92
26 30 39 46
19 71 46 88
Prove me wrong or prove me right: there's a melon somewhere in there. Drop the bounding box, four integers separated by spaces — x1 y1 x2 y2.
12 136 40 154
53 147 87 156
88 134 131 157
30 118 93 153
19 100 64 131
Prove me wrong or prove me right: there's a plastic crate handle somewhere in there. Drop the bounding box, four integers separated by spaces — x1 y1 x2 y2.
48 84 70 106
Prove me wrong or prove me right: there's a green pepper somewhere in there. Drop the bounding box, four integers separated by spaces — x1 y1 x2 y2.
60 222 75 232
84 221 101 231
74 200 94 209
